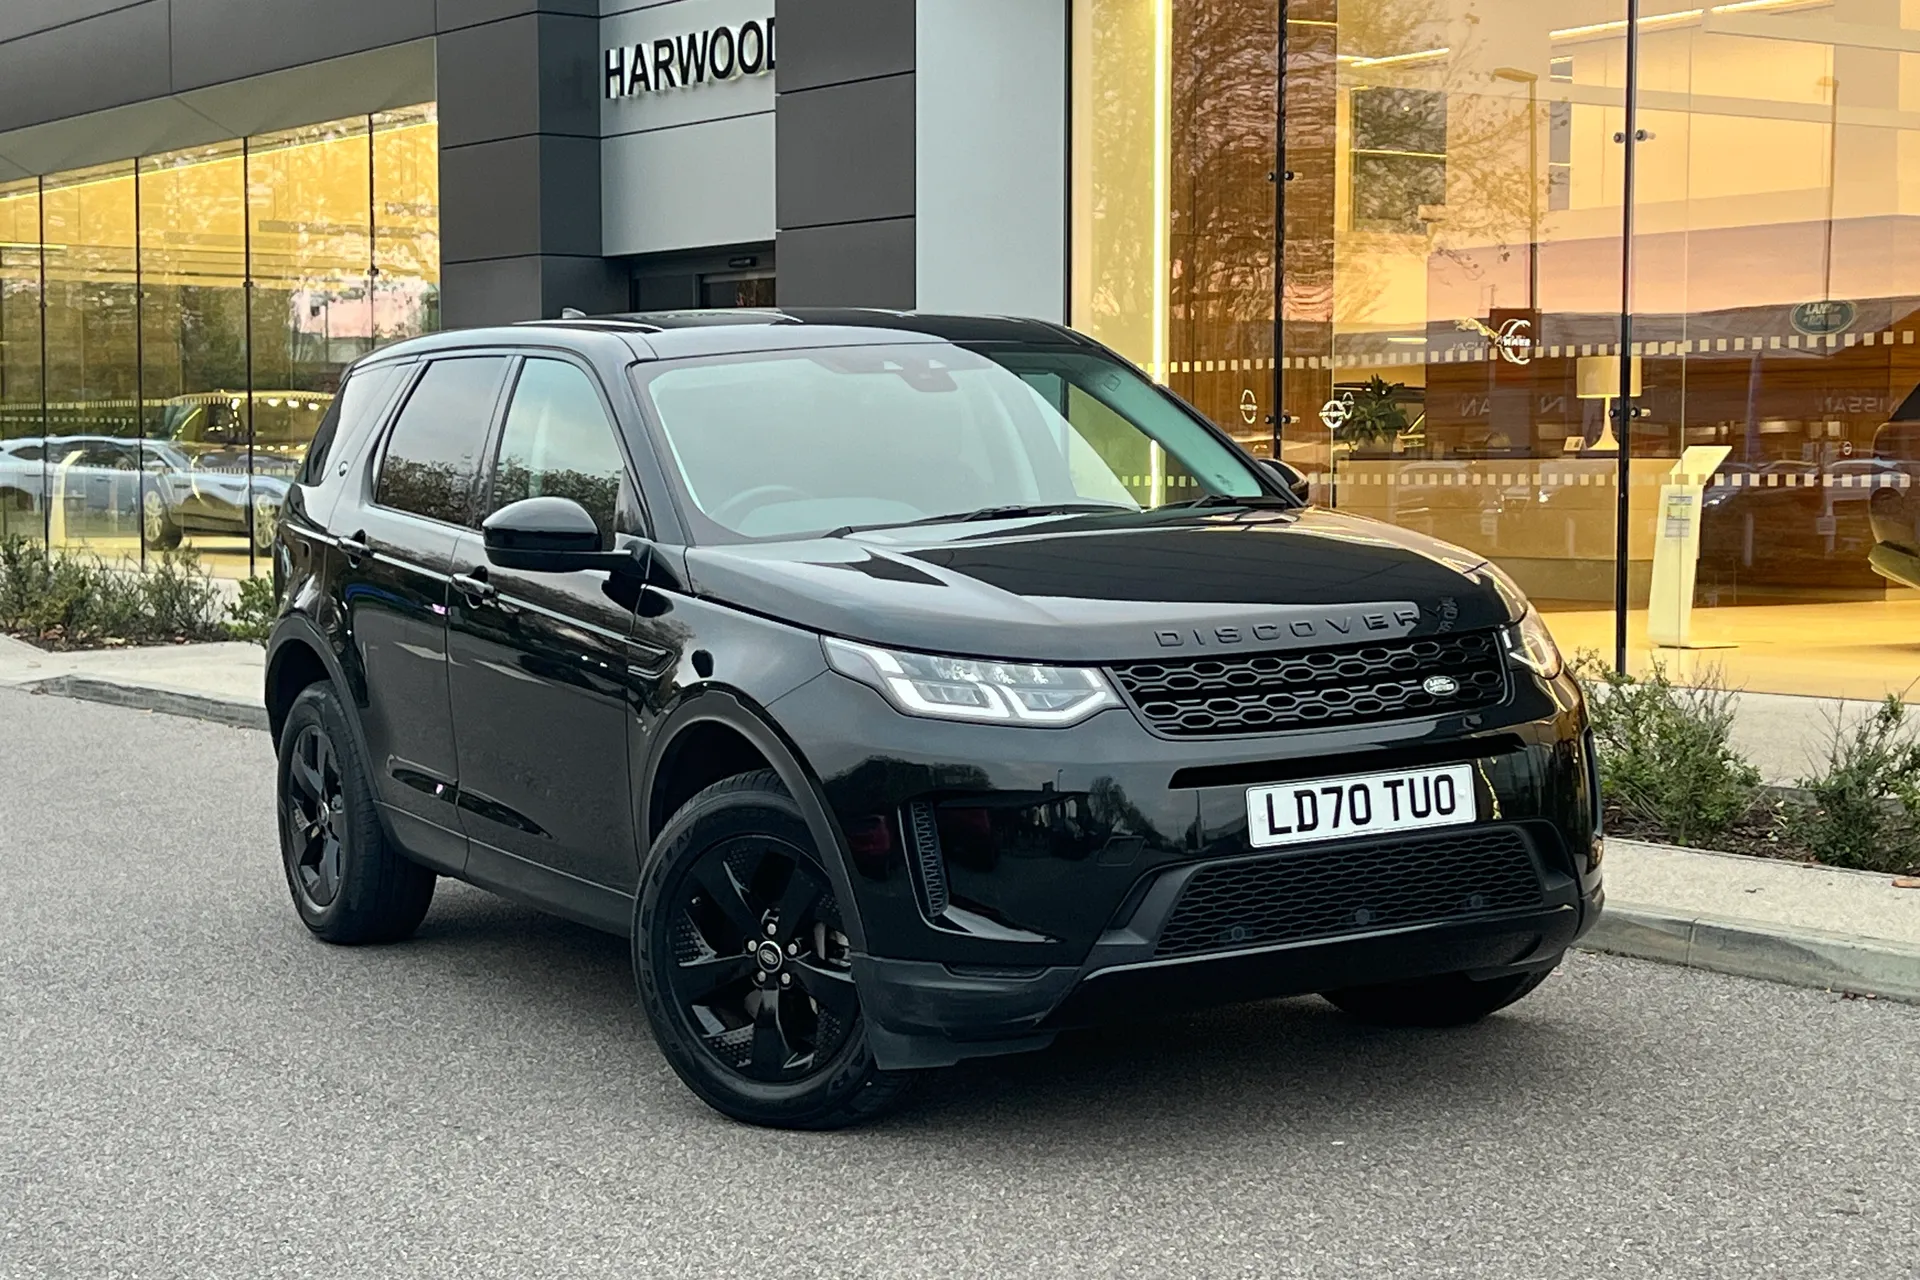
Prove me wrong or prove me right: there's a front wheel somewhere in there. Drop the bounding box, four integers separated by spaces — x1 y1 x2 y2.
1321 961 1559 1028
634 770 910 1129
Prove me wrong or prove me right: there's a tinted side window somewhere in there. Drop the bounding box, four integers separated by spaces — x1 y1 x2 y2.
302 365 401 484
375 357 510 526
82 441 138 469
488 359 629 543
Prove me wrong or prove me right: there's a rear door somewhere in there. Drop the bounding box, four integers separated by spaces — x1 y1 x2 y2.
446 355 651 899
348 354 513 866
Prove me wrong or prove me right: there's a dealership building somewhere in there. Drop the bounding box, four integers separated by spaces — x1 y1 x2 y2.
1 0 1916 703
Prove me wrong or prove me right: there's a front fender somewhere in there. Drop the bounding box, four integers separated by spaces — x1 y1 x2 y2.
638 683 869 955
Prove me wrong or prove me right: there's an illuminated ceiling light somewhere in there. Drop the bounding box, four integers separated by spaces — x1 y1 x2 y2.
1551 0 1830 41
1349 47 1451 68
1709 0 1832 13
1551 10 1701 41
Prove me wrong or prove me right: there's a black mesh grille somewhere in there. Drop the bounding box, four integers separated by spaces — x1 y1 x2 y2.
1153 827 1544 958
907 800 949 917
1111 631 1507 737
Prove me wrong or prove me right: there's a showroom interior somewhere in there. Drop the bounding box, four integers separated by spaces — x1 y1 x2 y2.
1 0 1917 702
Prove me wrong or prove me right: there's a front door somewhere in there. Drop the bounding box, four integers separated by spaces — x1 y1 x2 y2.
348 354 513 865
446 356 649 894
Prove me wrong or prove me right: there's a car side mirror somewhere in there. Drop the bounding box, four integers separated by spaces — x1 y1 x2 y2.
1262 457 1311 502
483 496 643 576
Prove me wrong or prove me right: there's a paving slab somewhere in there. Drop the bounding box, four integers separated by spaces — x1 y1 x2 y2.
1602 837 1920 944
0 634 264 728
1727 689 1891 787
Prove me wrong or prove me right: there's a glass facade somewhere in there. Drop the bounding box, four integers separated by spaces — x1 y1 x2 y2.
0 104 440 577
1074 0 1920 702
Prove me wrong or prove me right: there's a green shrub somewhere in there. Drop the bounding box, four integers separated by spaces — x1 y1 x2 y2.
138 548 225 641
225 573 279 646
1785 697 1920 874
0 535 227 647
1574 651 1761 847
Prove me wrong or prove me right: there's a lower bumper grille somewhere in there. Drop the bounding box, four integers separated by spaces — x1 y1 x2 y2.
1154 827 1545 959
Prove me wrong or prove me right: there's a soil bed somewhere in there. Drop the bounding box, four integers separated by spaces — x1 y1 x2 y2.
1604 800 1920 876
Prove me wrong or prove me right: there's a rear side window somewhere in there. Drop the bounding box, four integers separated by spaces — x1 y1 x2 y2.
375 357 511 526
302 365 403 485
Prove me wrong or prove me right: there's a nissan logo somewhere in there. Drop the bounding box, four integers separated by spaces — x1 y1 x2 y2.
1423 675 1460 696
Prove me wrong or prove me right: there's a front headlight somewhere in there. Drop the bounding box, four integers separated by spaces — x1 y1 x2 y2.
1468 561 1562 678
823 638 1121 726
1507 606 1564 679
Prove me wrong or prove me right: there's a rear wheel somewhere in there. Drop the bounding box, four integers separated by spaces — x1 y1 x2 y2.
276 683 434 944
1322 961 1558 1028
634 770 909 1129
142 490 181 550
251 493 279 553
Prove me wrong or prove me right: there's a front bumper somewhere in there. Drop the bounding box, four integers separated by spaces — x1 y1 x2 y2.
768 664 1602 1070
856 891 1598 1068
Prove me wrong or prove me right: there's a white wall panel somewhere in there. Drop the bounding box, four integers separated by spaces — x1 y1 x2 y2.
602 112 774 255
914 0 1068 321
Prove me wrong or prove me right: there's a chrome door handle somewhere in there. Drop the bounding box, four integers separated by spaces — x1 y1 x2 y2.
451 570 496 603
337 531 371 563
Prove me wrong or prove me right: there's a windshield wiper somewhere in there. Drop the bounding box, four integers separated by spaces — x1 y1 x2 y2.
826 502 1135 538
1159 492 1299 511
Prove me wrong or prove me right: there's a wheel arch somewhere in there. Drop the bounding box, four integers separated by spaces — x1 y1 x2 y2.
640 688 868 954
265 613 363 752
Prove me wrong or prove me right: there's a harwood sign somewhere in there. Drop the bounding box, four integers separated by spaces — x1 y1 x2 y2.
604 16 776 100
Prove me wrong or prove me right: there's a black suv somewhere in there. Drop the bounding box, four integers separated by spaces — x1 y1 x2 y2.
265 311 1602 1129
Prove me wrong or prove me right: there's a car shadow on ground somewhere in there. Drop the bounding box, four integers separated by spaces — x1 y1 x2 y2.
402 880 1613 1142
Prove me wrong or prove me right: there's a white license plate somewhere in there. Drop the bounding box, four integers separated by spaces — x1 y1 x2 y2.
1245 763 1477 849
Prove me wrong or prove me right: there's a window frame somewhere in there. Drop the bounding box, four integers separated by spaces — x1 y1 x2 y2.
476 350 654 542
369 351 517 531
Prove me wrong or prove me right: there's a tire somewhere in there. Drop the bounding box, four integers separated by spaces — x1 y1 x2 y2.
142 489 182 550
634 769 911 1129
1322 960 1559 1028
275 682 434 944
251 493 279 554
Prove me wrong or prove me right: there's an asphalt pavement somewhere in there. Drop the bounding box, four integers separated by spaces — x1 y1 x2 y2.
2 686 1918 1279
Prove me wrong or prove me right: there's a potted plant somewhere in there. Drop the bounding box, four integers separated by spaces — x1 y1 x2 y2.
1337 376 1412 456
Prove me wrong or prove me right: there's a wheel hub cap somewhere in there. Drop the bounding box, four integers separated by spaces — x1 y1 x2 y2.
664 839 858 1083
283 723 345 908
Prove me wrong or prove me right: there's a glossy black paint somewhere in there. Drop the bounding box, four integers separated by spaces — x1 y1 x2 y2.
267 310 1601 1070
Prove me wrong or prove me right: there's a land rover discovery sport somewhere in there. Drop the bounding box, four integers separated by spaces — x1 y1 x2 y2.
264 310 1602 1129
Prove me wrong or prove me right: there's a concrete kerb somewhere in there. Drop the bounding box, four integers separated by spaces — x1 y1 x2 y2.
1580 902 1920 1005
23 674 269 732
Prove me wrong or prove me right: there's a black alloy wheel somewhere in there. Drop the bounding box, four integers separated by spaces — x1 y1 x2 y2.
283 721 346 909
663 835 857 1082
274 682 435 944
635 770 909 1129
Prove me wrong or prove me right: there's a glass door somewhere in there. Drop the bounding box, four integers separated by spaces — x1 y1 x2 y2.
1621 0 1920 701
1279 0 1632 630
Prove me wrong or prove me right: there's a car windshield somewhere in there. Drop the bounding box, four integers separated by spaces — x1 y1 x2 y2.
632 342 1273 542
